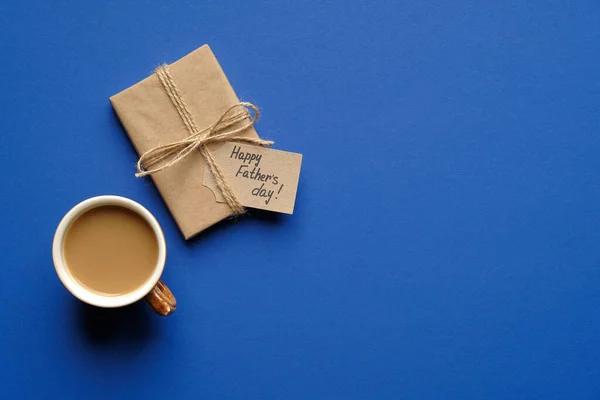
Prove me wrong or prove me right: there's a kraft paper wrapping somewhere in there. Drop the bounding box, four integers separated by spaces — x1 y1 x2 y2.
110 45 259 239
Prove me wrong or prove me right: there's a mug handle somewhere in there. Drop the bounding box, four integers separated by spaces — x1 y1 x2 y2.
145 279 176 316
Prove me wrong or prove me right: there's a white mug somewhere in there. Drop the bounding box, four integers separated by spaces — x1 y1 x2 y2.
52 195 176 316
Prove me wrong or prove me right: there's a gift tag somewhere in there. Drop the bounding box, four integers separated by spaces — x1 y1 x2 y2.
203 143 302 214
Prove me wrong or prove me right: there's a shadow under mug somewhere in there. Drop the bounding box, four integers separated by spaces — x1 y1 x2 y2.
52 195 176 316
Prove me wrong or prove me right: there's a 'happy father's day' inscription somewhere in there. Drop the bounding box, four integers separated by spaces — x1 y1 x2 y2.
203 142 302 214
230 145 283 205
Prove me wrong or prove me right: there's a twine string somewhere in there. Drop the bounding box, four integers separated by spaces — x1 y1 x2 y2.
136 64 273 214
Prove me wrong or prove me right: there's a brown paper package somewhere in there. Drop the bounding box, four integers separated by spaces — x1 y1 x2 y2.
110 45 259 239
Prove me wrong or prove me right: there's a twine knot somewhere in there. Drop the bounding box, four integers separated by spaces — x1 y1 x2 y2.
136 64 274 214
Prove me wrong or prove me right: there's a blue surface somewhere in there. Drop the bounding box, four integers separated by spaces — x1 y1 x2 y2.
1 0 600 398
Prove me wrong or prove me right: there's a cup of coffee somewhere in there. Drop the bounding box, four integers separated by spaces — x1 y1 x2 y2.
52 195 176 316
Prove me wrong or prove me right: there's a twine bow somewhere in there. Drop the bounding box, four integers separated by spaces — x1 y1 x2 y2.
136 64 274 214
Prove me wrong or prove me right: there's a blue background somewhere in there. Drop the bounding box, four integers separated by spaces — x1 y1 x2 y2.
1 0 600 398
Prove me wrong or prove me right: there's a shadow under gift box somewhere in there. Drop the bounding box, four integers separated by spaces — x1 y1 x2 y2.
110 44 260 240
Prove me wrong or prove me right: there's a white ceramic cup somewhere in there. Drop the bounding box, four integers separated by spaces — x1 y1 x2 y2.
52 195 176 316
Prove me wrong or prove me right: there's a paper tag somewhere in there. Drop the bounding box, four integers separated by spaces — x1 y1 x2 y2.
203 143 302 214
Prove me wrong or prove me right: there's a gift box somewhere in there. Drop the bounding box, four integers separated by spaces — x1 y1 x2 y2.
110 45 260 239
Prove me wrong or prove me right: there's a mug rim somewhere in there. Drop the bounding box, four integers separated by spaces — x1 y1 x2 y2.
52 195 167 308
